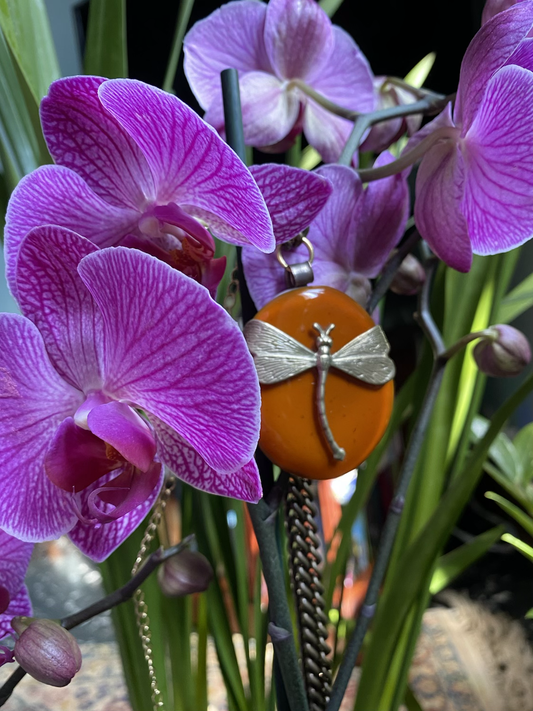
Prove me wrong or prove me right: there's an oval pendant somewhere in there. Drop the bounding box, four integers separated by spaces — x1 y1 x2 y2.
244 286 395 480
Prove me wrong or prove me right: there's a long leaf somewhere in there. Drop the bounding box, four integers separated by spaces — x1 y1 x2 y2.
502 532 533 562
485 492 533 537
84 0 128 78
163 0 197 93
319 0 345 18
498 271 533 323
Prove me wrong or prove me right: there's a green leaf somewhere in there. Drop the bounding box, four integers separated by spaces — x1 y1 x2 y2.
404 52 436 88
502 532 533 562
404 685 424 711
513 423 533 488
319 0 345 18
84 0 128 78
498 272 533 323
299 145 321 171
0 0 60 103
429 525 504 594
525 608 533 619
485 492 533 537
472 416 519 481
163 0 197 93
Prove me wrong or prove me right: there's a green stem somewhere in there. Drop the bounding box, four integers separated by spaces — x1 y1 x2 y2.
162 0 196 93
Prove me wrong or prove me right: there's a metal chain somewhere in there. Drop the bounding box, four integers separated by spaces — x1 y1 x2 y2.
131 475 176 711
285 475 332 711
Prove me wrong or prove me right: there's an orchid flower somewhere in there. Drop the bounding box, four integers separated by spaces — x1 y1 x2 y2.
0 227 262 561
0 531 33 650
482 0 527 24
242 157 409 309
4 76 275 300
410 2 533 271
183 0 374 162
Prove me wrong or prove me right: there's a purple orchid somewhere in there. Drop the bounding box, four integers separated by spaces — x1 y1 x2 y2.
0 226 262 562
410 2 533 271
183 0 374 162
242 157 409 309
4 76 275 300
0 531 32 649
482 0 527 24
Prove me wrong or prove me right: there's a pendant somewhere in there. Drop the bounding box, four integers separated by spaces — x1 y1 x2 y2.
244 286 395 480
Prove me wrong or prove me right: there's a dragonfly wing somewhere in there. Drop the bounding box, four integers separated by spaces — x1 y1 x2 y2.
332 326 396 385
244 319 316 384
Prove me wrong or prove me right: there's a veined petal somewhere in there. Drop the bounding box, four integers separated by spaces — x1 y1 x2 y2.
40 76 155 209
354 152 410 277
0 531 33 599
4 165 138 298
505 36 533 70
415 140 472 272
250 164 332 244
0 586 32 640
78 248 261 474
462 65 533 255
99 79 275 252
152 418 262 502
68 466 164 562
87 463 161 524
303 101 353 163
0 315 81 541
264 0 333 80
16 227 103 392
456 2 533 130
183 0 270 109
242 242 299 309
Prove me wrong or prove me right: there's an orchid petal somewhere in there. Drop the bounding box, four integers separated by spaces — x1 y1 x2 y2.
0 315 81 540
98 79 275 252
69 467 164 562
87 463 162 524
242 242 296 309
264 0 333 80
152 418 262 502
456 2 533 130
16 227 103 392
482 0 523 25
0 531 33 599
78 248 261 474
4 165 138 297
87 402 157 473
505 36 533 70
415 140 472 272
250 164 332 245
0 586 32 640
354 152 410 277
40 76 155 209
302 101 353 163
183 0 270 109
462 65 533 255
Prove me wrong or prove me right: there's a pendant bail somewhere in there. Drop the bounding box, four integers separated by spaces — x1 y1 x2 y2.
276 235 315 288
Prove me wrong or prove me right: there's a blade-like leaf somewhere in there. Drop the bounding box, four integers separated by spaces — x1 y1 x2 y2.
404 52 436 88
498 272 533 323
163 0 196 93
84 0 128 78
513 423 533 488
319 0 345 18
502 532 533 562
485 492 533 537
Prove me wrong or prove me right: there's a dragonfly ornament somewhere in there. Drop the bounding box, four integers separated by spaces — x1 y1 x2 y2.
244 319 395 461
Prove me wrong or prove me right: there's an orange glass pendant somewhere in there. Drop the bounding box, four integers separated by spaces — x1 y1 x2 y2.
244 286 395 480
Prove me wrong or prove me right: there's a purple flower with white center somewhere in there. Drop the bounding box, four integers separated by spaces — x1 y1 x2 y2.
242 156 409 309
0 226 262 561
410 2 533 271
4 75 275 300
0 531 33 652
183 0 374 162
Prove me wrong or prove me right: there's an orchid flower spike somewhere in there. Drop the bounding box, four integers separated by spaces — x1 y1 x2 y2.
410 2 533 271
184 0 375 162
242 156 409 309
0 228 262 561
0 531 33 647
5 76 275 300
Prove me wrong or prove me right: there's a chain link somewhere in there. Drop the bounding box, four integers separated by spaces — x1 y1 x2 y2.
131 476 176 711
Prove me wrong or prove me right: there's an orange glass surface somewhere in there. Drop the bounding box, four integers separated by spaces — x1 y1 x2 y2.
255 286 394 480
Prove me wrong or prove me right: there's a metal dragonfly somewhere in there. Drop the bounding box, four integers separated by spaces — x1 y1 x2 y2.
244 320 395 461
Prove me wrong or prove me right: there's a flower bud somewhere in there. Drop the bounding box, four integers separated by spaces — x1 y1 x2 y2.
158 549 214 597
390 254 426 296
12 618 81 687
473 325 531 377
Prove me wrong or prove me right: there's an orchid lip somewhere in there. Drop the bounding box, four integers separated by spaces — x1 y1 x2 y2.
141 203 215 259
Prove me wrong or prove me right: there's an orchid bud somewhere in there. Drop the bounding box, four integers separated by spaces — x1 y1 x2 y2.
473 325 531 377
158 549 214 597
390 254 426 296
12 618 81 687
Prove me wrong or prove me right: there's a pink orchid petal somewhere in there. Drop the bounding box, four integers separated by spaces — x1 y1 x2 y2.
87 463 162 524
241 242 295 309
40 76 155 209
456 2 533 130
98 79 275 252
152 418 262 502
303 100 354 163
250 164 331 245
183 0 270 109
0 586 32 640
462 65 533 255
505 36 533 70
415 139 472 272
354 151 410 277
4 165 138 298
69 466 164 562
404 101 456 153
482 0 523 24
201 256 227 297
0 531 33 600
0 315 81 541
87 402 157 473
0 588 9 616
44 417 116 492
78 248 261 474
264 0 333 80
16 226 103 393
151 203 215 257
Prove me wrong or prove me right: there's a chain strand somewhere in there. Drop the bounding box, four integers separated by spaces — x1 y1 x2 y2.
131 476 176 711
